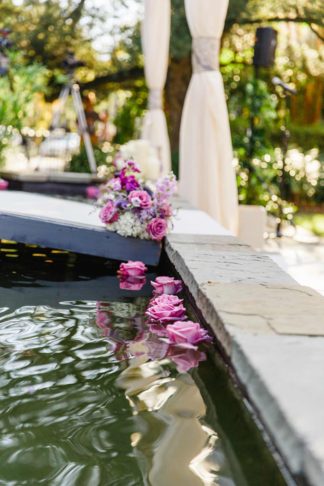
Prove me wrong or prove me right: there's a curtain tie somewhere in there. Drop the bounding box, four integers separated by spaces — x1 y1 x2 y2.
192 37 220 73
148 89 163 110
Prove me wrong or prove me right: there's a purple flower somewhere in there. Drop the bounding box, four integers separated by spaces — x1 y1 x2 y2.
99 200 119 224
107 178 122 191
155 175 177 204
128 190 152 209
147 218 168 241
120 171 140 192
126 159 141 173
115 197 129 210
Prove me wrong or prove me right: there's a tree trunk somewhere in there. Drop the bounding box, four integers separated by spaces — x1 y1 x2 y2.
165 55 192 159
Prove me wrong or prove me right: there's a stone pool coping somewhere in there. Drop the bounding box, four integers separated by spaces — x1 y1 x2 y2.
167 212 324 486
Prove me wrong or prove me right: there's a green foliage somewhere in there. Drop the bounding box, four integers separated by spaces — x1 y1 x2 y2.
69 143 114 173
113 87 147 145
295 213 324 237
0 52 48 164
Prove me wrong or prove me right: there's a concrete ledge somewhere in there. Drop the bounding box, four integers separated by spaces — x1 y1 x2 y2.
166 224 324 485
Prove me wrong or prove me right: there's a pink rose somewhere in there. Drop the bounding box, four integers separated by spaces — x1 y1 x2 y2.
146 299 186 324
168 348 207 373
86 185 99 200
166 321 212 349
119 276 146 291
0 179 8 191
149 294 183 308
147 218 168 241
99 200 119 224
128 190 152 209
118 260 147 278
151 276 183 296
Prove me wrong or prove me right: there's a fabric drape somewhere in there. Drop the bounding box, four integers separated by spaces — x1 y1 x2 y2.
141 0 171 175
179 0 239 234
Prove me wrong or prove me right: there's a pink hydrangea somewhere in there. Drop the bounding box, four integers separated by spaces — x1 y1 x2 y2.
99 200 119 224
151 276 183 296
128 190 152 209
145 299 186 324
118 261 147 278
147 218 168 241
166 321 212 349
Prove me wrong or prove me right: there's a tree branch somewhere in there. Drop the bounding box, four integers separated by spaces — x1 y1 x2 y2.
80 66 144 89
226 16 323 27
309 24 324 42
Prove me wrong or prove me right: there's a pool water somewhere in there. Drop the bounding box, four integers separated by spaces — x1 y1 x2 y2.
0 242 287 485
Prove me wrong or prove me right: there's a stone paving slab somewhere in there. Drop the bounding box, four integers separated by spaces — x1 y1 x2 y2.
202 282 324 336
165 228 324 486
232 334 324 486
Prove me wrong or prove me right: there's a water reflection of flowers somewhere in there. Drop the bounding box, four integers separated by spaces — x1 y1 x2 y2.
98 265 213 374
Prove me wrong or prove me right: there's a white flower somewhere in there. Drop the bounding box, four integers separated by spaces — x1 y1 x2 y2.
120 139 161 181
107 212 149 240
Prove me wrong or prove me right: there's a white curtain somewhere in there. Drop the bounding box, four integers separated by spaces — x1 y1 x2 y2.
179 0 239 234
141 0 171 175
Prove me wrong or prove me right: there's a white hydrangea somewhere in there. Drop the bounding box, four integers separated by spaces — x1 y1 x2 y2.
108 212 149 239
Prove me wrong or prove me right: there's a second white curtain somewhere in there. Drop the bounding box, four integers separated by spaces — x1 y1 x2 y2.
179 0 239 234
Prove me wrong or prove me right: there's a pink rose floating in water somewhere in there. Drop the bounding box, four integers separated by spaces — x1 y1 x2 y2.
146 294 186 324
117 261 147 291
151 276 183 296
118 261 147 278
166 321 212 349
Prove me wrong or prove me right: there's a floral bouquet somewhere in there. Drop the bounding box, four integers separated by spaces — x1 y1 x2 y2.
98 158 177 241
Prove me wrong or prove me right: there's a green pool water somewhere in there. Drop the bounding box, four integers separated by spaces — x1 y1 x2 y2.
0 242 288 486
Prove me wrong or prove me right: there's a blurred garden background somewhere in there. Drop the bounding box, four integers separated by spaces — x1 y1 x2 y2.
0 0 323 234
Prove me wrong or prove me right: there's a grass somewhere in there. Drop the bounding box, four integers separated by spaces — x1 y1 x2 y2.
295 213 324 237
